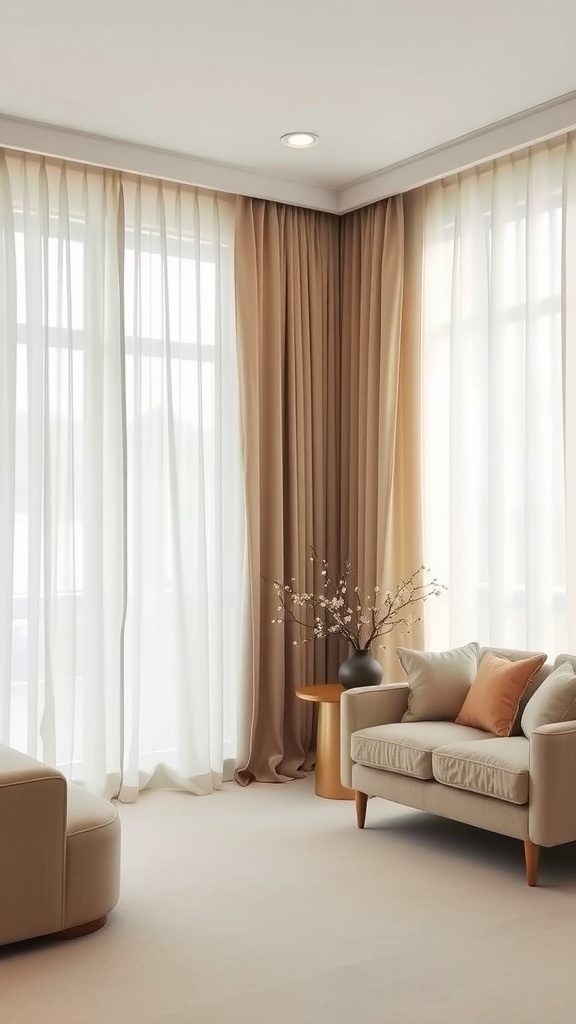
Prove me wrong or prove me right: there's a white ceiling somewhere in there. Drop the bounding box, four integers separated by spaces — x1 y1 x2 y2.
2 0 576 210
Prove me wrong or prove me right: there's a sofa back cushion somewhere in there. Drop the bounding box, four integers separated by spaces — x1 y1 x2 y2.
397 642 479 723
455 651 546 737
553 653 576 675
521 661 576 737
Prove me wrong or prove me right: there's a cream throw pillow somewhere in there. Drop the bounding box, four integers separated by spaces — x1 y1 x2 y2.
398 642 480 723
455 652 546 737
521 661 576 737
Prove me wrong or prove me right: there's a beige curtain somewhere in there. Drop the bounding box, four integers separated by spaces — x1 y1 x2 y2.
234 192 424 783
234 198 341 784
381 189 426 672
339 196 424 678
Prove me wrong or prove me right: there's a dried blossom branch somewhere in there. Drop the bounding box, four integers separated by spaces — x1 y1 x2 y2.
268 549 446 651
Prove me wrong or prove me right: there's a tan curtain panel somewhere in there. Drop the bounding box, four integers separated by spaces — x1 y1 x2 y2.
339 196 424 678
380 189 426 673
234 192 424 783
234 198 341 784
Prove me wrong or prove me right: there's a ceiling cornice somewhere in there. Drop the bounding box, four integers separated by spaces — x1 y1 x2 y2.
338 90 576 213
0 112 338 214
2 90 576 217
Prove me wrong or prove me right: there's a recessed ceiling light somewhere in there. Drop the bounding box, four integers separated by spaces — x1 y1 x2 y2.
280 132 320 149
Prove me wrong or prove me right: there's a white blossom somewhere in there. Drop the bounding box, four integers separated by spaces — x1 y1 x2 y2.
269 551 444 650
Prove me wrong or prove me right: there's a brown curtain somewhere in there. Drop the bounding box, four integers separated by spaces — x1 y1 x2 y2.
234 197 341 784
234 191 424 783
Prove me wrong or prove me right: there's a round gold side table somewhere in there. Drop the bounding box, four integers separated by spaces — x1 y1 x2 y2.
295 684 354 800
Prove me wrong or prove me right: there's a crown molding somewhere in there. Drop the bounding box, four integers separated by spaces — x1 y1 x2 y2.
337 90 576 213
0 112 338 214
2 91 576 218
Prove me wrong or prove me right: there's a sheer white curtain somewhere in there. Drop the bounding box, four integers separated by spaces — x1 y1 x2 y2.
119 178 246 799
421 136 576 657
0 151 246 799
0 152 125 795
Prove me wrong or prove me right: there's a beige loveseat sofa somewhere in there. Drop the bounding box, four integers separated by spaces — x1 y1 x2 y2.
341 647 576 885
0 744 121 946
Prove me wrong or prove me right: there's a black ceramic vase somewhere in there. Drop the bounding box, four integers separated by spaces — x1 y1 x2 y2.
338 648 383 690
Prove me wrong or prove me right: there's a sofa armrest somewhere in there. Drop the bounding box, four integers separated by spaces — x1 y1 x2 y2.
0 744 67 944
529 722 576 847
340 683 409 788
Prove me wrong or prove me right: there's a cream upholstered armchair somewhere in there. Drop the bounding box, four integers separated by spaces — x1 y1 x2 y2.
0 744 121 946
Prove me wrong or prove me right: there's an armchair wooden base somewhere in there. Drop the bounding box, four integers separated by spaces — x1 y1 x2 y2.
55 916 108 940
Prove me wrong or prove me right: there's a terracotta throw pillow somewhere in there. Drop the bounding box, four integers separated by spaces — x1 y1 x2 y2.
455 652 547 737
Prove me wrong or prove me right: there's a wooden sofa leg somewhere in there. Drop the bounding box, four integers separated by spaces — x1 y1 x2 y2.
355 791 368 829
524 840 540 886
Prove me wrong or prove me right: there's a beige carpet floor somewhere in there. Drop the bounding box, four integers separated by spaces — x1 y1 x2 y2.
2 774 576 1023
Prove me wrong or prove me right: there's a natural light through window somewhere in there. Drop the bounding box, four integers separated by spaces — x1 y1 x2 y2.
421 144 571 656
1 153 246 798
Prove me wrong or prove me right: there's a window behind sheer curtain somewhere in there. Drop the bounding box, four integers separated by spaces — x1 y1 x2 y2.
0 153 246 798
421 138 576 655
119 179 246 798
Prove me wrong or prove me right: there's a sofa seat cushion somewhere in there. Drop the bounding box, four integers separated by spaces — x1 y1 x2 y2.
351 722 491 780
432 737 529 805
